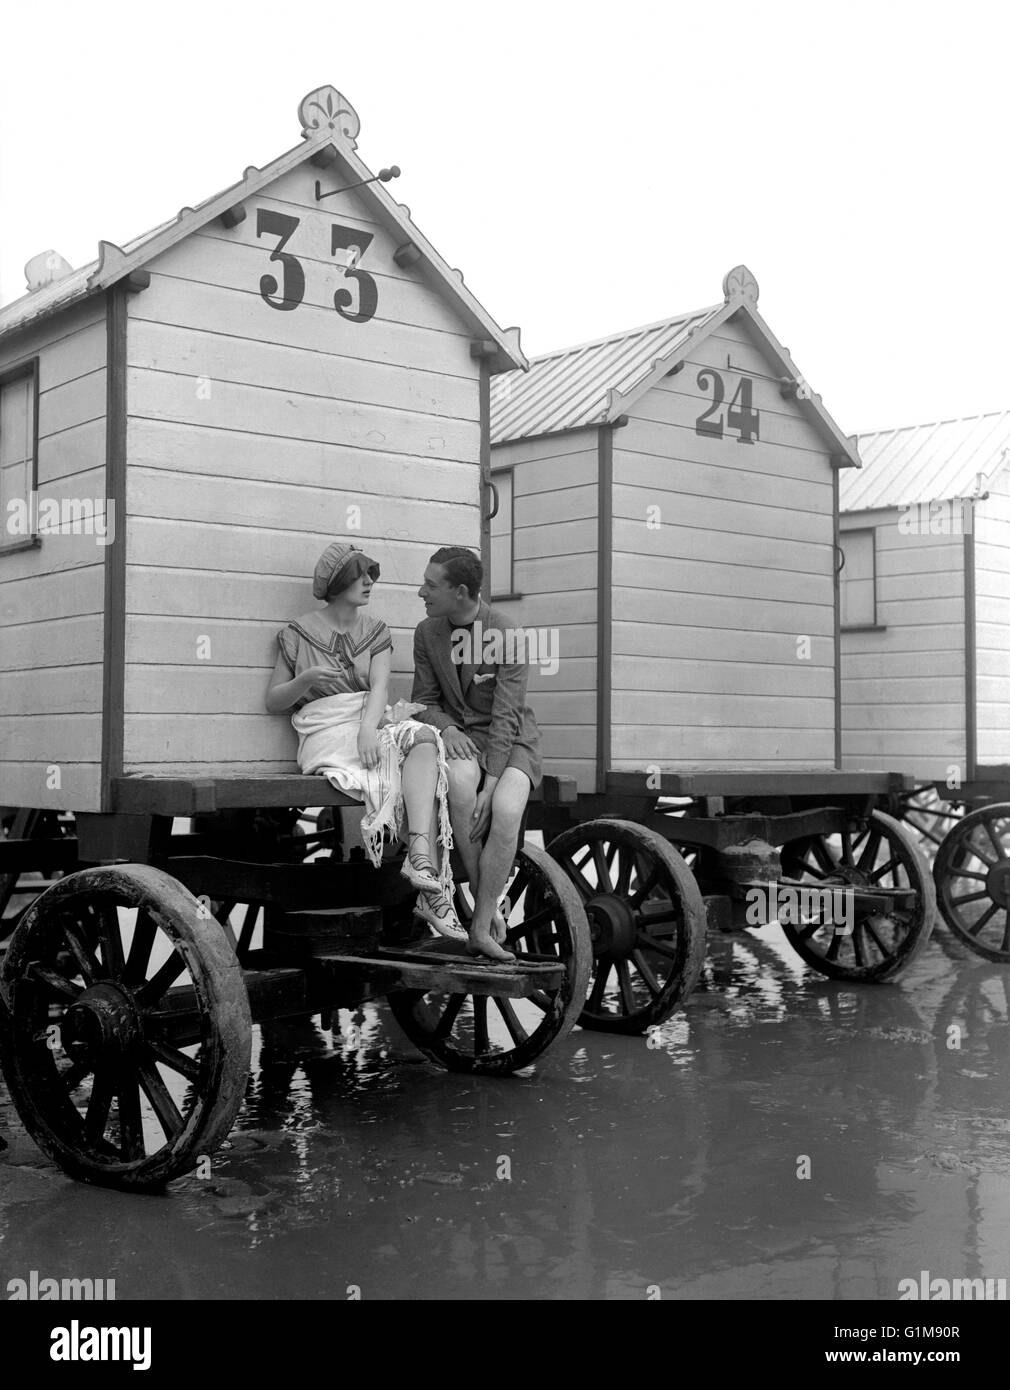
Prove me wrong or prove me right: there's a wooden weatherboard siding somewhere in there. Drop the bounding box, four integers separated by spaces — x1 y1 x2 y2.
610 316 837 772
488 430 599 791
839 508 967 779
973 468 1010 766
0 300 108 810
121 166 482 777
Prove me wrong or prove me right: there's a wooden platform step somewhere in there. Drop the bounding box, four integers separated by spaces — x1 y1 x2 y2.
310 945 566 998
264 906 383 959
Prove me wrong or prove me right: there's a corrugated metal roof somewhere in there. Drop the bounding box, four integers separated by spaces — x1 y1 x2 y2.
841 410 1010 511
491 305 721 443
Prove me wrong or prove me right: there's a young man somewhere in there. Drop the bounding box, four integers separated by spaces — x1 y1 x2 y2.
412 546 542 962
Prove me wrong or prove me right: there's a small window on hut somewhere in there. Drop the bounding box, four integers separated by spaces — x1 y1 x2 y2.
490 468 516 599
0 364 38 553
840 528 877 628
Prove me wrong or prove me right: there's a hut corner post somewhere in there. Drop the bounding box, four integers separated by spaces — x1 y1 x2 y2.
595 424 613 794
478 355 492 580
833 465 842 769
100 284 128 812
964 527 977 783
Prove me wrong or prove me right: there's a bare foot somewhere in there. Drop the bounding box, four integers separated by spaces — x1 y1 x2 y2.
491 901 511 945
467 929 515 963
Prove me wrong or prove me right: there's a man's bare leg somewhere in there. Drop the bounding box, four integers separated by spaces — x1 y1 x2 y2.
470 769 530 959
445 755 482 892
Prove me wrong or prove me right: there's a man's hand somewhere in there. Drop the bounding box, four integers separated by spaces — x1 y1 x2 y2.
357 723 380 770
470 787 494 843
442 727 481 760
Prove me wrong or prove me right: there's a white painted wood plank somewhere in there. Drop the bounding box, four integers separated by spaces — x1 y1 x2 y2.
0 762 102 812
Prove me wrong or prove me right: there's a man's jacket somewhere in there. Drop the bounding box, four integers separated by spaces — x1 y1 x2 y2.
411 600 541 779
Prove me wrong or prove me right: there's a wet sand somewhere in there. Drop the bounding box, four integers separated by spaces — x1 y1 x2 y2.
2 925 1008 1301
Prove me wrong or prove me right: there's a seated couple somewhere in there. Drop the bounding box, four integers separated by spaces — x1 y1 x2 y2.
265 542 541 964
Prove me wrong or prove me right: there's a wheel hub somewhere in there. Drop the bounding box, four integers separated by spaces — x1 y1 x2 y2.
62 983 140 1062
586 894 638 955
986 862 1010 908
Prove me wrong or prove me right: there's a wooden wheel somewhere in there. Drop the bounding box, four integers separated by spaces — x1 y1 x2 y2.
779 810 936 981
385 844 591 1074
0 864 251 1190
548 819 707 1032
933 803 1010 962
895 786 964 860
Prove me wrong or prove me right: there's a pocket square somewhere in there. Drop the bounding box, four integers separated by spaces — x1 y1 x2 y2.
472 673 496 685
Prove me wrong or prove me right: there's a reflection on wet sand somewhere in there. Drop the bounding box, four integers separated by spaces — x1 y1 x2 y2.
2 926 1009 1300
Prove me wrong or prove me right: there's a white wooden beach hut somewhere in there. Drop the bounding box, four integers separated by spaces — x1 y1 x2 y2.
839 412 1010 781
489 267 861 792
0 85 524 813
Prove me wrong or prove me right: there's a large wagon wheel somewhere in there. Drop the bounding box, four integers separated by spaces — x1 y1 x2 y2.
386 844 591 1074
0 864 251 1190
547 819 707 1033
933 803 1010 963
779 810 935 982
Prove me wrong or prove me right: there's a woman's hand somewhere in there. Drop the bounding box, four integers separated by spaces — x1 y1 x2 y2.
302 664 347 695
357 723 381 771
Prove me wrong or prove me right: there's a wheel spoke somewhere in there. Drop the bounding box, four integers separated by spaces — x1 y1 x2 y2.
1002 911 1010 954
629 865 660 909
60 921 99 985
472 996 490 1055
812 839 839 875
493 996 528 1046
851 924 866 967
856 829 882 874
949 868 988 884
635 932 680 961
862 917 893 957
615 848 633 897
951 890 989 906
135 951 186 1007
966 902 998 937
867 856 900 884
526 988 553 1013
558 856 593 903
433 993 466 1040
117 1076 145 1161
145 1037 201 1081
630 949 662 997
591 842 613 892
84 1068 114 1144
27 962 82 1001
137 1057 184 1139
616 960 636 1014
125 910 158 985
587 959 613 1010
93 900 125 979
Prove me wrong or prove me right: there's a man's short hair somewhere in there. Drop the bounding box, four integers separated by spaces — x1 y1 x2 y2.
430 546 483 599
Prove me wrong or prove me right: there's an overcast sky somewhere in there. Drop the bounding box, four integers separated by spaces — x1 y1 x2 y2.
1 0 1006 436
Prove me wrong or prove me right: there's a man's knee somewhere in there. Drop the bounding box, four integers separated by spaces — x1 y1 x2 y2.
489 771 530 838
446 756 481 804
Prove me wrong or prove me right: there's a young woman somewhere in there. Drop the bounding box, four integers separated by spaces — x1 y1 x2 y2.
266 541 461 938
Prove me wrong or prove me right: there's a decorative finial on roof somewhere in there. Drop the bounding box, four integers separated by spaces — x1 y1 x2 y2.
299 86 360 147
722 264 759 305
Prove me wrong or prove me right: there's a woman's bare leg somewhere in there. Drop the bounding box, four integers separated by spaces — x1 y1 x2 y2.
401 731 439 872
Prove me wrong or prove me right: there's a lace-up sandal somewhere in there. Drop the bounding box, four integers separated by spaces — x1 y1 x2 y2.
414 889 468 942
400 832 440 892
